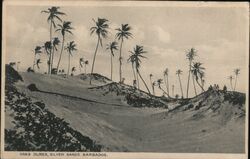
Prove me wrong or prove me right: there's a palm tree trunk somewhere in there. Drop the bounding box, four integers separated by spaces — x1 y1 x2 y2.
119 38 123 83
67 53 70 76
167 75 169 96
234 75 238 91
33 54 36 70
186 62 191 98
131 63 136 84
230 80 233 91
110 53 113 80
172 85 174 97
164 75 168 93
192 74 197 96
79 63 81 73
51 46 55 73
196 79 205 92
136 70 140 89
48 19 53 74
90 35 100 85
178 75 183 98
150 77 155 95
56 36 65 73
85 64 87 74
163 76 170 97
47 59 50 74
137 69 151 94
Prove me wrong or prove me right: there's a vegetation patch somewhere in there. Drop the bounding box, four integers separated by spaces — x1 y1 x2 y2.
5 65 102 151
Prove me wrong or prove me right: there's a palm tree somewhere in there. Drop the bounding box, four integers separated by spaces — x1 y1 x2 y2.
200 72 205 90
128 52 138 88
163 68 170 96
186 48 197 98
84 60 89 74
156 79 168 96
228 75 234 91
172 84 175 97
71 67 76 76
176 69 184 98
116 24 132 82
65 41 77 76
149 74 155 95
33 46 42 70
17 61 20 71
43 41 52 73
79 58 84 73
42 6 65 74
89 18 109 84
129 45 151 94
34 59 42 70
51 37 60 70
191 62 205 92
55 21 73 73
233 68 240 91
106 41 118 80
192 73 197 96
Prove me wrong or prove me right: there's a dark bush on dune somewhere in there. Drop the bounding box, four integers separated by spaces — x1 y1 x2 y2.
5 64 23 85
90 82 168 108
27 84 39 92
224 92 245 106
27 67 34 73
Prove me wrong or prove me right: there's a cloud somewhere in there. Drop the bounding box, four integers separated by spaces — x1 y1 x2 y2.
153 26 171 44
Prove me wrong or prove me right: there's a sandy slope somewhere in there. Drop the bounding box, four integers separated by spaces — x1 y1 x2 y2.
13 72 245 153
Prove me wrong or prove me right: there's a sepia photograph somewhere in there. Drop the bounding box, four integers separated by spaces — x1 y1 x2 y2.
1 1 249 159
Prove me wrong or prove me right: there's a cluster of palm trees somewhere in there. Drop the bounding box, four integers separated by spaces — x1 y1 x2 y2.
79 58 89 74
28 6 242 98
89 18 133 84
32 7 77 76
149 48 205 98
228 68 240 91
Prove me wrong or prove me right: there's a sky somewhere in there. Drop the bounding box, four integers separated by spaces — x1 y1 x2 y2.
4 1 249 97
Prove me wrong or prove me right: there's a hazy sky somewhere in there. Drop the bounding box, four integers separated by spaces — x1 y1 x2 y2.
4 2 249 96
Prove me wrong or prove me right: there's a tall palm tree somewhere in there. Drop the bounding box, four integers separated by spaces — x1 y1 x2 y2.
191 62 205 92
128 52 138 88
129 45 151 94
55 21 73 73
84 60 89 74
172 84 175 97
33 46 42 70
51 37 60 70
163 68 170 96
65 41 77 76
89 18 109 84
192 74 197 96
17 61 20 71
42 6 65 74
233 68 240 91
176 69 184 98
149 74 155 95
186 48 197 98
106 41 118 80
228 75 234 91
79 57 84 73
44 41 52 73
116 24 132 82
